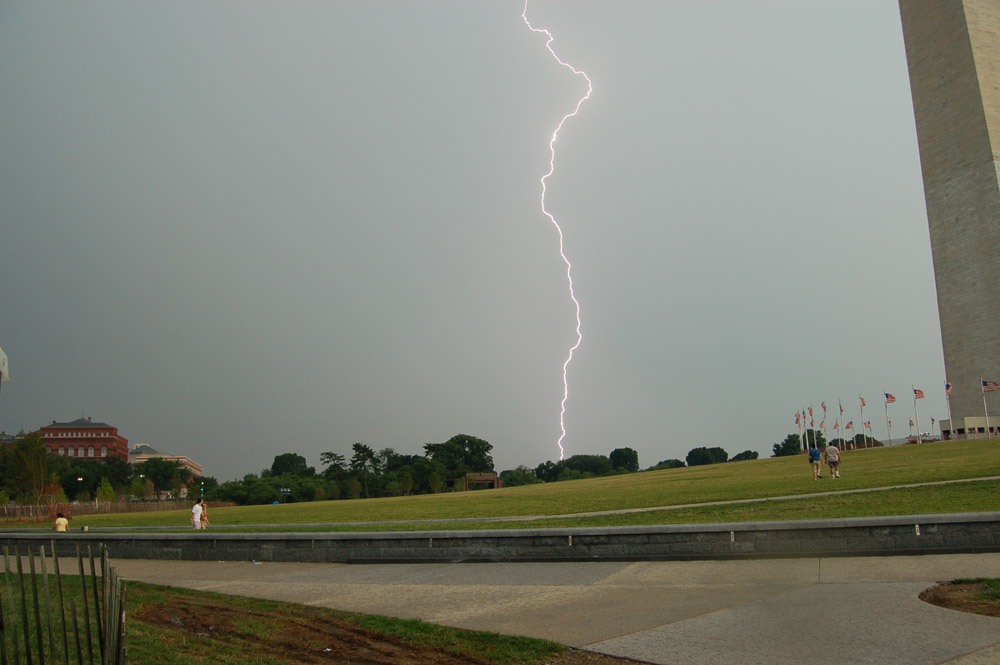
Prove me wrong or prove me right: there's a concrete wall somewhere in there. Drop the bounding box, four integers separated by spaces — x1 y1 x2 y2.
898 0 1000 425
4 513 999 563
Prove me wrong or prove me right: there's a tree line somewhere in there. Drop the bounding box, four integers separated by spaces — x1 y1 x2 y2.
0 434 208 505
770 429 883 457
2 431 772 508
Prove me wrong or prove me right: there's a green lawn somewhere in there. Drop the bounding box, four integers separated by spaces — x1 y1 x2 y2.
0 575 567 665
50 438 1000 532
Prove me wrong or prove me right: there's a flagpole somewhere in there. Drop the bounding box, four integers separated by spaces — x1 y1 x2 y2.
823 402 830 445
839 398 847 449
982 377 991 438
945 382 954 440
797 411 803 453
913 385 922 444
860 395 868 448
803 407 810 451
883 389 891 446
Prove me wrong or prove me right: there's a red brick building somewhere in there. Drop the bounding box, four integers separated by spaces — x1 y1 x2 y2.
38 417 129 461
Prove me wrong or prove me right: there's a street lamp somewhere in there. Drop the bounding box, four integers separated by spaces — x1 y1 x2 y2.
280 487 291 503
76 476 83 498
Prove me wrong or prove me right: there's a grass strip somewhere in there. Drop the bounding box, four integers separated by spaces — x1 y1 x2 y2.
123 581 566 665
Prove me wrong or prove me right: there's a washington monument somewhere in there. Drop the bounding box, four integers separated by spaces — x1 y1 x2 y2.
898 0 1000 436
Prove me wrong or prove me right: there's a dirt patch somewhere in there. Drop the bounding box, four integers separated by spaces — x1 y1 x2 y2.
920 582 1000 618
132 595 642 665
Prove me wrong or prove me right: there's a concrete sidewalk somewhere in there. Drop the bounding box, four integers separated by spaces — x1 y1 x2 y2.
112 553 1000 664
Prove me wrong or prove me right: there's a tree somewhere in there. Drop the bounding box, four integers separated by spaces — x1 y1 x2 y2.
270 453 314 478
803 429 826 449
534 460 561 483
648 459 685 470
138 457 185 498
772 434 801 457
423 434 494 478
499 466 540 487
562 455 613 476
350 443 379 498
609 448 640 472
11 435 51 505
685 447 729 467
320 452 347 479
729 450 759 462
96 477 117 503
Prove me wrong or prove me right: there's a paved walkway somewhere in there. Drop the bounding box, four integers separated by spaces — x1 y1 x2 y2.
113 553 1000 664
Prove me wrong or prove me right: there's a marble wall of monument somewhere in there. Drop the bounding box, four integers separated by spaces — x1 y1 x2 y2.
899 0 1000 423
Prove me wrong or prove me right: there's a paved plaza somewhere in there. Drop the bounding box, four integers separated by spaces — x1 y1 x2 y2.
113 553 1000 665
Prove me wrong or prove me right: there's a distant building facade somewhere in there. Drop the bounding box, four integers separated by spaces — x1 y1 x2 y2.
128 443 203 478
38 417 129 460
899 0 1000 436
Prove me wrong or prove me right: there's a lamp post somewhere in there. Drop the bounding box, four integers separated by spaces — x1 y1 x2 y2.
76 476 83 499
280 487 291 503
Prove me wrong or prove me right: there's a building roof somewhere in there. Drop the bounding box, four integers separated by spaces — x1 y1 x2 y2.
46 417 113 429
130 442 162 456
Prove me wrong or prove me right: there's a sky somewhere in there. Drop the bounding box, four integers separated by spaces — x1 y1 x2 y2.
0 0 946 481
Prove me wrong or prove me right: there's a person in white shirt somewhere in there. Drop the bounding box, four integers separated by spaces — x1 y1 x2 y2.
191 498 204 528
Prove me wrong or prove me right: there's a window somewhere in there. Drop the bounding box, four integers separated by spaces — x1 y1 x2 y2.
88 446 95 457
58 447 65 455
101 446 108 457
67 447 75 457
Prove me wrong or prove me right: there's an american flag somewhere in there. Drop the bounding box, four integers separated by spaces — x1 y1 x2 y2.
795 412 800 425
931 417 936 425
983 380 1000 393
885 392 896 404
864 421 871 429
810 418 815 428
909 419 915 427
846 421 854 429
833 422 839 430
888 420 892 428
914 388 925 399
821 401 827 412
839 402 844 414
819 419 825 429
945 382 952 396
808 406 813 417
860 396 866 407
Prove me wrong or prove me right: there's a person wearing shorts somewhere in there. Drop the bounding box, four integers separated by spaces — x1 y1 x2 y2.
808 446 822 479
825 443 841 478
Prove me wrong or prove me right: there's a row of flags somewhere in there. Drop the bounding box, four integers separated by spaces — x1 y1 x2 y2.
794 377 1000 445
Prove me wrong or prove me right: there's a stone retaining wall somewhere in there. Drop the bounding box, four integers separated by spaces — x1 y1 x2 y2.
4 513 999 563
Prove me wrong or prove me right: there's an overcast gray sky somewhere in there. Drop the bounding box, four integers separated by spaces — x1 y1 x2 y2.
0 0 944 480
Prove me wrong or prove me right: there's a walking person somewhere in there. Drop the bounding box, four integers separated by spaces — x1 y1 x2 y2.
199 502 209 529
808 446 823 479
191 497 204 529
825 442 841 478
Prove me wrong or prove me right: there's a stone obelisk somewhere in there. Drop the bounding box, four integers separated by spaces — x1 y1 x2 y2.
898 0 1000 436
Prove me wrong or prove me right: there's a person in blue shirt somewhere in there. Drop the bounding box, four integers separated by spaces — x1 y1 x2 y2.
808 446 822 479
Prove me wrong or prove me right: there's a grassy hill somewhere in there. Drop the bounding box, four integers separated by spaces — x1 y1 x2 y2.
72 438 1000 531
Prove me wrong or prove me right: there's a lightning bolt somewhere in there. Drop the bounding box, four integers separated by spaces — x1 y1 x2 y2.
522 1 593 460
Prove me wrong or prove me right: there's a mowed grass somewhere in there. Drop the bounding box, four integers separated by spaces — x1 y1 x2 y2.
59 438 1000 531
